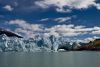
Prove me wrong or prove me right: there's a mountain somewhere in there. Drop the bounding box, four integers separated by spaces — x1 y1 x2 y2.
0 28 23 38
77 39 100 51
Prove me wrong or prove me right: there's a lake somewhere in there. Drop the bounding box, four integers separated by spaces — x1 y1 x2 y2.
0 51 100 67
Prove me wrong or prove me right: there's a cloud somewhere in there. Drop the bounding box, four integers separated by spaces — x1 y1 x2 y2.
91 27 100 34
93 3 100 10
35 0 100 12
15 28 36 38
3 5 13 11
54 17 71 23
7 19 100 38
45 25 100 37
39 16 75 23
56 8 72 13
1 0 100 13
75 36 100 43
9 19 43 31
81 36 100 43
92 30 100 34
8 19 44 38
45 24 86 37
39 18 49 22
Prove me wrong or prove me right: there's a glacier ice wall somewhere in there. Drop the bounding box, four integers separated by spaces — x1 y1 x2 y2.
0 34 81 52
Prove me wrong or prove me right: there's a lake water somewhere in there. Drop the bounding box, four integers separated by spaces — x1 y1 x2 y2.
0 51 100 67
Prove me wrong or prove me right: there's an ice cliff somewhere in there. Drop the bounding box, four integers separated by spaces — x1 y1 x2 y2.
0 34 81 52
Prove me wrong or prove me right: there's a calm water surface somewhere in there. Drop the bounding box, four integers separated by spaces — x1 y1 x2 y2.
0 51 100 67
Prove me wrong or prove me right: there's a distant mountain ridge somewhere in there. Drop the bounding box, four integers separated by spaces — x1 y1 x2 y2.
77 39 100 51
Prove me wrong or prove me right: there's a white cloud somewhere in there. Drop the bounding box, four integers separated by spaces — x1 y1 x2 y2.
82 36 100 43
40 18 49 21
45 31 60 37
91 27 100 34
45 24 86 37
75 25 86 29
8 19 44 38
3 5 13 11
35 0 100 12
8 19 100 38
93 36 100 39
45 25 100 37
39 16 75 23
82 37 94 43
54 17 71 23
93 3 100 10
15 28 36 38
56 8 72 13
9 19 43 31
92 30 100 34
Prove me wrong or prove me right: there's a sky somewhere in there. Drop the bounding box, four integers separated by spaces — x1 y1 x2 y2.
0 0 100 41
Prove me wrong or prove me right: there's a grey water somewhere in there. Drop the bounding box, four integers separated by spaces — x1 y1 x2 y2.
0 51 100 67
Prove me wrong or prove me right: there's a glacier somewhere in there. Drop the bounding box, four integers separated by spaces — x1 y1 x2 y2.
0 34 81 52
